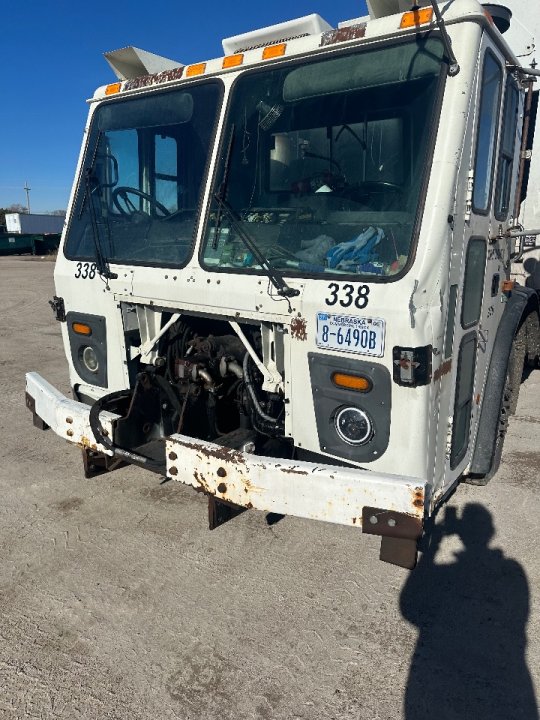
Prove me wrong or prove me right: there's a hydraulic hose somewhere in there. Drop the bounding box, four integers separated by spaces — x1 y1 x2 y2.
242 352 284 430
88 389 163 470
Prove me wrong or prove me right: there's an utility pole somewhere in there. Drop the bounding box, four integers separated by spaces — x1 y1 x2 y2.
23 181 31 213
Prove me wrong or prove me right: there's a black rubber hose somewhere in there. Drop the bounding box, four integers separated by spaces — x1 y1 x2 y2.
88 389 163 470
242 352 283 430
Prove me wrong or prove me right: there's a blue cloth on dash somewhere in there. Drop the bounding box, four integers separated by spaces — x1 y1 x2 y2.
326 227 384 270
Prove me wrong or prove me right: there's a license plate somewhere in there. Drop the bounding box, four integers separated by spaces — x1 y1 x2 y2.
316 313 385 357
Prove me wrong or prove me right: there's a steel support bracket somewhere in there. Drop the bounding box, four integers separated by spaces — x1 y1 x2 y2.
81 448 127 479
362 506 423 570
25 391 49 430
208 495 247 530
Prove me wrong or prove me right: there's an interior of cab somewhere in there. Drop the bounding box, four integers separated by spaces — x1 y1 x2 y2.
202 38 444 278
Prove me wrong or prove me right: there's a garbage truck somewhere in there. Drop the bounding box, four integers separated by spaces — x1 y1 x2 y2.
25 0 540 568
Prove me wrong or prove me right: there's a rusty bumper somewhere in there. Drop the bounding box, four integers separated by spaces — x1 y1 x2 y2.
25 372 118 455
166 434 426 532
26 372 426 542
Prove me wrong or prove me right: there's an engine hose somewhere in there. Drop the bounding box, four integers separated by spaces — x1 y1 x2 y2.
88 389 163 470
152 374 184 415
242 352 283 428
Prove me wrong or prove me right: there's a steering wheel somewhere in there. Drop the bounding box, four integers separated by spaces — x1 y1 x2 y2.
338 181 403 209
355 181 402 193
112 186 171 218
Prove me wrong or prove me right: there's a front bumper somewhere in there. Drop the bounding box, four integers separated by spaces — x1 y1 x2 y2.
26 372 426 561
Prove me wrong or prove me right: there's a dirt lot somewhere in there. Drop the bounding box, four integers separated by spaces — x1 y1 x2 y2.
0 256 539 719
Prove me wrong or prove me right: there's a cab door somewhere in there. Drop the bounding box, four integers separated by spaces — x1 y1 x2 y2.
443 38 522 489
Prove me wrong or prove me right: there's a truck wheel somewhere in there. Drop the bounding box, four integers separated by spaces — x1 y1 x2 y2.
466 318 526 486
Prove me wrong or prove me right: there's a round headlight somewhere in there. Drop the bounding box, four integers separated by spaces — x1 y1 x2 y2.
81 346 99 373
334 406 372 445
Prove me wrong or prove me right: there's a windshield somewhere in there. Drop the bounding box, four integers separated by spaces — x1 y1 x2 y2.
65 81 221 266
202 38 444 280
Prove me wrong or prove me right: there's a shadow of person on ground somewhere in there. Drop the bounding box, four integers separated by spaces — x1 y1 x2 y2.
400 502 538 720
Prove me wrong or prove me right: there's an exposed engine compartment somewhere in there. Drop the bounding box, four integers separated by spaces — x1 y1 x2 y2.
97 309 291 464
160 315 286 440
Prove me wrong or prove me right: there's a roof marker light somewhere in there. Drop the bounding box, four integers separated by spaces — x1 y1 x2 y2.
223 54 244 69
186 62 206 77
262 43 287 60
399 7 433 29
105 82 122 96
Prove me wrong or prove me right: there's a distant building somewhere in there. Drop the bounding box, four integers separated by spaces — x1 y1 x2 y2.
5 212 65 235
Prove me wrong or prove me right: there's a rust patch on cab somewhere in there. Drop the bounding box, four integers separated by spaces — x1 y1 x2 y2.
290 316 307 341
320 24 366 47
124 66 184 91
433 359 452 382
411 486 425 510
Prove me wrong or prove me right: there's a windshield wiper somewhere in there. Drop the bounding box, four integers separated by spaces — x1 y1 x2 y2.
212 194 300 298
84 168 118 280
429 0 460 76
211 123 299 298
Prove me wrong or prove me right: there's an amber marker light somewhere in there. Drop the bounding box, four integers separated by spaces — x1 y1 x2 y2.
332 372 372 392
186 63 206 77
502 279 515 293
400 7 433 28
223 54 244 69
72 322 92 336
105 83 122 96
262 43 287 60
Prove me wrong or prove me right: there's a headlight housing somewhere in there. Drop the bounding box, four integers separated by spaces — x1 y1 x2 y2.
81 345 99 374
334 406 373 445
67 312 108 387
309 352 391 462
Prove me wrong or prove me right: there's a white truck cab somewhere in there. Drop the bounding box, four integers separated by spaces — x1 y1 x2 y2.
26 0 540 568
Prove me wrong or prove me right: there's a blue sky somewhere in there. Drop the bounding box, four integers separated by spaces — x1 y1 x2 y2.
0 0 368 213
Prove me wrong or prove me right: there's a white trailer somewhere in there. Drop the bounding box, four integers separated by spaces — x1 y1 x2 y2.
26 0 540 568
6 212 65 235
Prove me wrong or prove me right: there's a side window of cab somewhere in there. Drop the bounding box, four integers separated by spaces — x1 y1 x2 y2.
472 50 503 214
494 78 520 220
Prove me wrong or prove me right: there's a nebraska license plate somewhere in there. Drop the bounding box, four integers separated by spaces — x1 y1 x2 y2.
316 313 386 357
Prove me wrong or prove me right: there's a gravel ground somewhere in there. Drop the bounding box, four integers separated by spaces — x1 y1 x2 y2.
0 256 538 719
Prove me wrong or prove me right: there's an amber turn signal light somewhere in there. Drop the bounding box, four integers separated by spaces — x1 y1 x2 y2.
72 322 92 336
332 372 372 392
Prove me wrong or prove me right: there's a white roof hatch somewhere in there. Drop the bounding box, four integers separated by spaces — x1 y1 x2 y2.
222 14 333 55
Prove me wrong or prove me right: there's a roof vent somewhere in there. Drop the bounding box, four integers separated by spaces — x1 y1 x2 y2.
482 4 512 33
367 0 431 19
104 46 183 80
222 14 332 55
